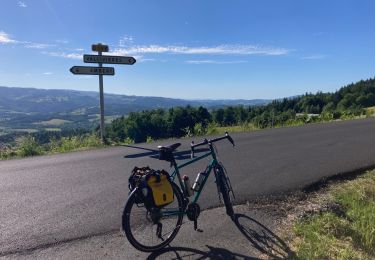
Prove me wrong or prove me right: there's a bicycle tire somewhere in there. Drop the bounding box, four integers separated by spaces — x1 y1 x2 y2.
122 182 184 252
216 165 234 218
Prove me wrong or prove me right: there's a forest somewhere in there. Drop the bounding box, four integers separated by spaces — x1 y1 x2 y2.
105 77 375 143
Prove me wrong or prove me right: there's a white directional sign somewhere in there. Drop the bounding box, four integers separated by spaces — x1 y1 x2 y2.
83 54 136 65
69 66 115 75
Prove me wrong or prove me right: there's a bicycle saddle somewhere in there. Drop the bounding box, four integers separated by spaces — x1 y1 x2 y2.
157 143 181 162
157 143 181 152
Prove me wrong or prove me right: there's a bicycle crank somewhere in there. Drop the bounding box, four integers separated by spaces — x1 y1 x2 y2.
186 203 201 231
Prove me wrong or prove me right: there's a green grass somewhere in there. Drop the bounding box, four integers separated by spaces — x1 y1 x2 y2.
49 134 103 153
0 133 104 160
11 128 39 133
212 123 259 134
44 128 62 132
34 119 71 126
365 106 375 117
290 170 375 259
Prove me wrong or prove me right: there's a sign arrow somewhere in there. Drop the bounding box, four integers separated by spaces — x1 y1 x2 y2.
69 66 115 75
83 54 136 65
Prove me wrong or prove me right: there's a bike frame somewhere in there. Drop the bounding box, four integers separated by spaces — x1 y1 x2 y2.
170 143 219 205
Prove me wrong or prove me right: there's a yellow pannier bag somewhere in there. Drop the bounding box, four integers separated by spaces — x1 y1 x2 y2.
146 170 174 207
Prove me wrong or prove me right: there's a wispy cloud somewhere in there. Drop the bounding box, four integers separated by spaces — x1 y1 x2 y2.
301 54 326 60
43 72 53 75
25 43 55 49
17 1 27 8
119 35 135 47
139 58 156 62
77 75 95 79
0 30 60 51
55 39 69 44
108 49 143 60
0 31 17 44
111 44 290 56
43 51 82 60
186 60 247 64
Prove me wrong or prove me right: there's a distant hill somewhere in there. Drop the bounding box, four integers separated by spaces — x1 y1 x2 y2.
0 86 270 132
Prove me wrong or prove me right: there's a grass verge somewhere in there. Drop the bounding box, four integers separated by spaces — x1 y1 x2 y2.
0 134 104 160
288 170 375 259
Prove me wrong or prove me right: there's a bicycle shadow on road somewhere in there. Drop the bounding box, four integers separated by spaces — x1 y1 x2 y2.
233 213 295 259
146 245 260 260
146 213 295 259
123 145 209 161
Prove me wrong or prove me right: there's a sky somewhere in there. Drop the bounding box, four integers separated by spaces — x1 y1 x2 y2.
0 0 375 100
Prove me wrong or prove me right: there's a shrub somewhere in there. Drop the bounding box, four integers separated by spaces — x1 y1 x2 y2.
17 136 44 157
193 123 207 136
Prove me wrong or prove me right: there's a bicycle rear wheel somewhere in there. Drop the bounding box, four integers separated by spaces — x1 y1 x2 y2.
215 165 234 218
122 182 184 252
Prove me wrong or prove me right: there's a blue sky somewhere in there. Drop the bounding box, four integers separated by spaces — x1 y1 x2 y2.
0 0 375 99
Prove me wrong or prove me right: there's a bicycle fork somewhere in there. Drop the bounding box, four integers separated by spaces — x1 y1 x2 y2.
214 165 235 203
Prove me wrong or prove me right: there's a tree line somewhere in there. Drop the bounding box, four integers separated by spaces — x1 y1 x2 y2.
106 77 375 143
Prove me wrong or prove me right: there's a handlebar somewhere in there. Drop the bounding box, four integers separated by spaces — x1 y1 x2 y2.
190 132 235 158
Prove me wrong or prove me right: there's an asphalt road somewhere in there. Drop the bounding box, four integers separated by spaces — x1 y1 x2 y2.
1 118 375 256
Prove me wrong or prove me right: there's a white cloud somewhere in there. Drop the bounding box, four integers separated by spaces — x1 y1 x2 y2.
108 49 143 59
111 44 290 56
18 1 27 8
186 60 247 64
301 55 326 60
0 31 17 44
119 35 135 47
77 75 95 79
55 39 69 44
139 58 156 62
43 72 53 75
0 31 58 51
25 43 55 49
43 51 82 60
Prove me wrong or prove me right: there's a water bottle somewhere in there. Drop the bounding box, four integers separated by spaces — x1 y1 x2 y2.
183 175 194 197
192 171 206 191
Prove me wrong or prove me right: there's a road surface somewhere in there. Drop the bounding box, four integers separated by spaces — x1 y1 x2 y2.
1 118 375 256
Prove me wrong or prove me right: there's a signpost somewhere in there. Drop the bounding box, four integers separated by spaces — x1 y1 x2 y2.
69 43 136 143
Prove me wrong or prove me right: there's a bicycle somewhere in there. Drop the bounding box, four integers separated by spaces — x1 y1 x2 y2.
122 132 236 252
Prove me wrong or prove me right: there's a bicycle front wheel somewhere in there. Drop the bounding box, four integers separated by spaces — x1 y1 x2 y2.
122 182 184 252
